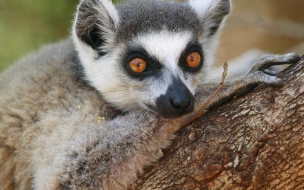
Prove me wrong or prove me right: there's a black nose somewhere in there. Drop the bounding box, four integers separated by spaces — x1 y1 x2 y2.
154 78 194 118
170 97 191 110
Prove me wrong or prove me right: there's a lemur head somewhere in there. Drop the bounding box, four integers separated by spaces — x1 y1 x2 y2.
72 0 230 118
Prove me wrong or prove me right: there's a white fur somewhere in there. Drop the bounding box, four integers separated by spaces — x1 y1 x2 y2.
189 0 214 17
72 0 129 111
95 0 120 51
135 31 193 69
99 0 120 26
189 0 232 18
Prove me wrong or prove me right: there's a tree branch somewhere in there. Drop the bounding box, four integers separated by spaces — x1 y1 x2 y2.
130 56 304 189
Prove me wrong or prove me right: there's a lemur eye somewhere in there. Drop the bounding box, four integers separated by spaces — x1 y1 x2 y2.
129 58 147 73
186 52 201 68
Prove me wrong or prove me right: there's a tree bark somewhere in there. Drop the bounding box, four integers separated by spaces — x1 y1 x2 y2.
130 56 304 190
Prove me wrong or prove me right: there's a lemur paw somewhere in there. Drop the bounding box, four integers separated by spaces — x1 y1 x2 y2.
233 53 300 96
244 71 284 87
248 53 300 74
245 53 300 87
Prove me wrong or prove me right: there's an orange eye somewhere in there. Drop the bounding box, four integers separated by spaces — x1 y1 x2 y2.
129 58 147 73
186 52 201 68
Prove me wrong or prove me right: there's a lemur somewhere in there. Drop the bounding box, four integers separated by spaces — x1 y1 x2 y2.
0 0 300 189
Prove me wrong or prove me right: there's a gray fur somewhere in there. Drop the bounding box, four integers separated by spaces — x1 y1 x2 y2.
201 0 231 37
0 0 300 189
0 40 120 189
74 0 229 51
116 0 202 42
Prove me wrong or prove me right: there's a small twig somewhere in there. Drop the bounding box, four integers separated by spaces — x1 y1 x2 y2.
182 62 228 127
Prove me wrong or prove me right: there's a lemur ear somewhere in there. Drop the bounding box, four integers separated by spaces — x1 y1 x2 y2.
73 0 119 56
189 0 231 38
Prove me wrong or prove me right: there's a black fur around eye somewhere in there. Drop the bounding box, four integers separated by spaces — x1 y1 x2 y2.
124 51 162 79
179 44 203 72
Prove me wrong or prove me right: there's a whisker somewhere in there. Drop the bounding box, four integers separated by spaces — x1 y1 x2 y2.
95 62 124 87
100 89 129 95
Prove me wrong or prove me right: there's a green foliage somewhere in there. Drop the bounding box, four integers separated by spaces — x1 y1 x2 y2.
0 0 120 72
0 0 79 71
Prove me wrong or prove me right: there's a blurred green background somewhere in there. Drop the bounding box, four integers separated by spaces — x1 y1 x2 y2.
0 0 79 71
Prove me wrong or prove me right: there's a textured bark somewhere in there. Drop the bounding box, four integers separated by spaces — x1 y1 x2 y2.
130 56 304 190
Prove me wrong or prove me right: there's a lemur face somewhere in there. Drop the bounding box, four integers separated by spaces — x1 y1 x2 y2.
73 0 230 118
118 30 204 118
